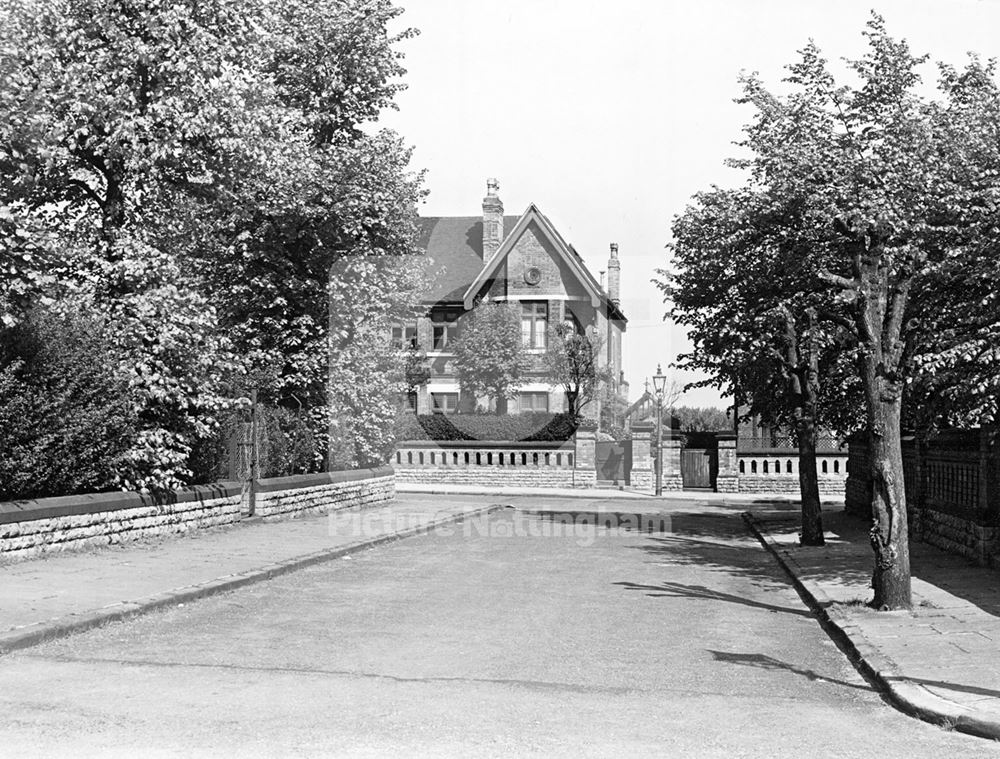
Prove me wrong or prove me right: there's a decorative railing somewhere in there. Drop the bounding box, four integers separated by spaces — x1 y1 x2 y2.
394 440 575 470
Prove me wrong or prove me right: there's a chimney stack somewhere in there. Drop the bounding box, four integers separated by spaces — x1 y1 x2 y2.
482 178 504 259
607 242 621 307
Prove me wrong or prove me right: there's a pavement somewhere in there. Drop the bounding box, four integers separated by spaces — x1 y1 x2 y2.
0 494 505 655
747 506 1000 741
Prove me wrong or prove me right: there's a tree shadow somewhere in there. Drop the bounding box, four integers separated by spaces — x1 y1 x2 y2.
614 580 813 617
707 650 872 692
816 509 1000 619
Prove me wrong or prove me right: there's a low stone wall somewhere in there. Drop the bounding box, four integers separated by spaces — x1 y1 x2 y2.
393 436 594 489
256 469 395 519
736 475 847 495
846 430 1000 565
732 450 847 496
0 467 394 562
914 507 997 565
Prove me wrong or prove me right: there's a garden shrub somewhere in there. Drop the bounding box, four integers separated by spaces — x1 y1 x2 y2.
0 308 137 500
393 412 579 442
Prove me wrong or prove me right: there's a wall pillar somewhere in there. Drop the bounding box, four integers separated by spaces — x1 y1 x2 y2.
631 423 654 493
658 429 683 491
573 427 597 488
716 432 738 493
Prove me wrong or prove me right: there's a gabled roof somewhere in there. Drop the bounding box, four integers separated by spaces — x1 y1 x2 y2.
461 203 615 316
417 203 626 322
417 216 519 303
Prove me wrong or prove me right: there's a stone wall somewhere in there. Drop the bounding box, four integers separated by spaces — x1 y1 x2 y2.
0 467 394 562
394 434 594 489
845 429 1000 565
736 452 847 496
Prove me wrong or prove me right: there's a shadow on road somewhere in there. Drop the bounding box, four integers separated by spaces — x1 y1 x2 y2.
613 580 813 618
707 650 872 692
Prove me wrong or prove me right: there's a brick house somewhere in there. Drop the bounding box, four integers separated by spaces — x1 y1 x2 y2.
398 179 627 418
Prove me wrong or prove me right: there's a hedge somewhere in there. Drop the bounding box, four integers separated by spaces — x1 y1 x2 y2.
394 412 579 442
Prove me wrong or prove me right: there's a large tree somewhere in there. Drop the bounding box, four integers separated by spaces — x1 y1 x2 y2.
0 0 424 490
662 186 860 545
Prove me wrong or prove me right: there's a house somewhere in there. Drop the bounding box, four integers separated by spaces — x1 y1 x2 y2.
399 179 627 418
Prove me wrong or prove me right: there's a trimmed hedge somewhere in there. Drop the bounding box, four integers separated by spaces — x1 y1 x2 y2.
394 412 579 442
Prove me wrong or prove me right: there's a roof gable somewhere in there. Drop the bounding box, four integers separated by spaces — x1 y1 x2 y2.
462 203 605 310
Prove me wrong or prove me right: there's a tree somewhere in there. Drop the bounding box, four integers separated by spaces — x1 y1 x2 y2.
0 0 425 487
661 186 859 546
704 15 997 606
452 302 527 413
542 323 608 420
672 407 731 432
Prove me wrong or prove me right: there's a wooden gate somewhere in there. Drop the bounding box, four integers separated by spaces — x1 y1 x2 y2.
681 448 713 489
596 440 632 485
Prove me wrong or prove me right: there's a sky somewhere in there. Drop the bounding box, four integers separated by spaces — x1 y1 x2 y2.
376 0 1000 408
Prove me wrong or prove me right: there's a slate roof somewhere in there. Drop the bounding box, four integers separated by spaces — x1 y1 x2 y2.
416 211 626 323
416 216 519 303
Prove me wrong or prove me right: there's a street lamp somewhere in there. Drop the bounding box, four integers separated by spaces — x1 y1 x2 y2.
652 364 667 496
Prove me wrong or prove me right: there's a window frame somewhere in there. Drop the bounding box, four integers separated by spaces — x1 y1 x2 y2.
521 301 548 349
430 392 459 415
519 391 549 413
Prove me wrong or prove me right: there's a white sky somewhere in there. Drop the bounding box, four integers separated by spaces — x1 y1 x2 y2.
376 0 1000 408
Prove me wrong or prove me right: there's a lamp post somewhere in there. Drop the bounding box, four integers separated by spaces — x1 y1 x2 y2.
652 364 667 496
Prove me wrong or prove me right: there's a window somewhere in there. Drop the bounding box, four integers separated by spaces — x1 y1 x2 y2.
430 308 461 351
521 302 548 348
519 392 549 413
391 323 417 349
406 391 417 412
431 392 458 415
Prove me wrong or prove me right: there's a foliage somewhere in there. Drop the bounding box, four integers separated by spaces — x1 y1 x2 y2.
451 302 528 411
0 307 137 500
542 323 608 419
665 13 1000 605
672 406 732 432
0 0 425 489
394 412 578 442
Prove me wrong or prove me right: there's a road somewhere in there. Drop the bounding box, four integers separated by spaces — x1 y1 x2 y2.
0 498 994 758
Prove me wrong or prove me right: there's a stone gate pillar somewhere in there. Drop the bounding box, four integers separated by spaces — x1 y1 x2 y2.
631 423 654 493
659 429 683 492
716 432 739 493
573 427 597 489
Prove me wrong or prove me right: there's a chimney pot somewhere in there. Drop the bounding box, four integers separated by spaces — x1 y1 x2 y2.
607 242 621 307
482 178 504 259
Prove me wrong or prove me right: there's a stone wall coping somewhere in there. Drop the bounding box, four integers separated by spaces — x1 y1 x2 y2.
255 466 393 494
0 481 243 525
395 440 572 450
0 467 394 525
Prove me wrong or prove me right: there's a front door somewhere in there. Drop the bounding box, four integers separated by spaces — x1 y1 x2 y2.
681 448 712 489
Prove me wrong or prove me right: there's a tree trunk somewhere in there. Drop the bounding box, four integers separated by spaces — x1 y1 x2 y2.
796 417 824 546
867 388 911 609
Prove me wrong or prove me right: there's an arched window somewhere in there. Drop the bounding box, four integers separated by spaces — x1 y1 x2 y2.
739 460 745 474
822 460 829 474
751 460 758 474
763 460 769 474
786 460 793 473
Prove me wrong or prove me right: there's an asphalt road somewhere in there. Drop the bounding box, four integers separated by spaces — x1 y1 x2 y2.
0 498 995 758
